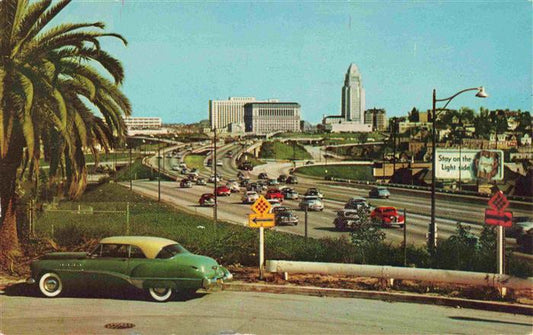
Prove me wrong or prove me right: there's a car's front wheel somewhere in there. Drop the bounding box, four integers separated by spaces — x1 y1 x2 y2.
39 272 63 298
148 287 174 302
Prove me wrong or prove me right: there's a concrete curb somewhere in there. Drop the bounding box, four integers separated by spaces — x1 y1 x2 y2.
223 282 533 316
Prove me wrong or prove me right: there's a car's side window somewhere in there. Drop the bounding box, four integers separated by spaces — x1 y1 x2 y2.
101 244 128 258
129 246 146 259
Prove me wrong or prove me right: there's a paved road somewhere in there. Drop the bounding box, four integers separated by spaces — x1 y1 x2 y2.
1 290 531 334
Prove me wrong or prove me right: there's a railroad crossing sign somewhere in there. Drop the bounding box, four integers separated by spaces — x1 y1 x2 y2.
248 213 275 228
251 196 272 216
484 190 512 227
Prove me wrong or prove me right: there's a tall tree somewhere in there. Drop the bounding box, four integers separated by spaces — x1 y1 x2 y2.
0 0 130 266
408 107 419 122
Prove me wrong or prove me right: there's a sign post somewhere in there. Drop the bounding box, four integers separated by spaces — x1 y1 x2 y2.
484 189 512 275
249 196 275 279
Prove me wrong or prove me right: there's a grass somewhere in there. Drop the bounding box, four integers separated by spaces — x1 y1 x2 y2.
259 141 312 160
184 154 207 170
114 158 156 181
296 164 375 181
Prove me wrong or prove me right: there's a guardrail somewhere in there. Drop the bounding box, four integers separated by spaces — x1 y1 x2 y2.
265 260 533 291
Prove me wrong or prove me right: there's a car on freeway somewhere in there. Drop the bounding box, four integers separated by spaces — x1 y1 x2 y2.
344 197 370 212
196 178 206 186
369 186 390 199
180 168 189 175
216 185 231 197
334 209 362 231
505 217 533 239
246 182 261 193
258 172 269 180
199 193 216 207
238 162 253 171
180 179 193 188
281 188 299 200
305 188 323 199
208 175 221 183
171 165 180 171
275 210 299 226
239 178 250 187
370 206 405 227
271 205 290 214
28 236 232 302
216 160 223 166
226 181 240 193
299 196 324 211
305 160 314 165
237 171 246 179
277 174 287 183
286 176 298 184
265 188 284 202
206 158 212 167
187 173 198 182
267 178 279 186
267 198 282 211
241 191 259 204
516 230 533 254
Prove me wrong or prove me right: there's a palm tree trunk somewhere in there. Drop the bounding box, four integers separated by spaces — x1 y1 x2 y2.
0 159 22 268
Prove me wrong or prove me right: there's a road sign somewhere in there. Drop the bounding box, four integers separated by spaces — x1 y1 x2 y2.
251 196 272 215
485 209 512 227
248 213 275 228
488 191 509 212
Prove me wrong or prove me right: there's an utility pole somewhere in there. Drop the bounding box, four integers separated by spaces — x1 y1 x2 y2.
213 127 218 226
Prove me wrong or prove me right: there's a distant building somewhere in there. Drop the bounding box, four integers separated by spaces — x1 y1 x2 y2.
341 64 365 122
244 102 301 134
364 108 387 131
322 63 369 132
124 116 162 130
209 97 257 131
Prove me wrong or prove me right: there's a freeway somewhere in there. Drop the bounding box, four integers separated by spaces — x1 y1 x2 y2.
132 143 532 247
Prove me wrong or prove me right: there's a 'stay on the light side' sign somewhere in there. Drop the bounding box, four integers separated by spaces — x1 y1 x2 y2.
435 149 503 181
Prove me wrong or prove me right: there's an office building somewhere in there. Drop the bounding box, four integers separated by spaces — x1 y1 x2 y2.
341 63 365 122
209 97 258 131
124 117 162 130
244 102 301 134
365 108 387 131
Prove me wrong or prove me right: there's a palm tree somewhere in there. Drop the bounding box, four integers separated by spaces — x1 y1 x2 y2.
0 0 130 265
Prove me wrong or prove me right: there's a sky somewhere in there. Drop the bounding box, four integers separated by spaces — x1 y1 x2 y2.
59 0 532 124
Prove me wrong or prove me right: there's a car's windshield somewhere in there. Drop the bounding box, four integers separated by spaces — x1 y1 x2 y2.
156 243 190 259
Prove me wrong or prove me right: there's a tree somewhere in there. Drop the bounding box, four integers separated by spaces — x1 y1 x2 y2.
0 0 130 266
473 107 492 139
408 107 419 122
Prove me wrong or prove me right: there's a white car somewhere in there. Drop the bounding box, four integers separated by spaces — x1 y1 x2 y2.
171 165 180 171
208 175 221 183
226 181 240 193
299 196 324 211
242 191 259 204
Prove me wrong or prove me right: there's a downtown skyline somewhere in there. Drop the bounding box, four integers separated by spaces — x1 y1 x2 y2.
59 1 531 124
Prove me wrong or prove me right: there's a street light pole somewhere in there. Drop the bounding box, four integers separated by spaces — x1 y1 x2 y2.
213 127 218 226
429 86 488 253
157 143 161 202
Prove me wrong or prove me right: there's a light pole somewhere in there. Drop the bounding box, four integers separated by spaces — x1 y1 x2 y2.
429 86 488 253
157 143 161 202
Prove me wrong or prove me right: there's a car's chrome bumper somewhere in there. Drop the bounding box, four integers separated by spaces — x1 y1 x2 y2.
202 268 233 289
26 277 36 285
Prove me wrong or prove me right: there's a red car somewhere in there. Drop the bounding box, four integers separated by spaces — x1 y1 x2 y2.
370 206 405 227
265 188 284 202
216 185 231 197
198 193 215 207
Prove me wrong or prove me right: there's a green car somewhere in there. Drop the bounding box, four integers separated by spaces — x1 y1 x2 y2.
27 236 232 302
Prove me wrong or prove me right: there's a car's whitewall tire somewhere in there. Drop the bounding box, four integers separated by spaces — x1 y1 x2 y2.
148 288 174 302
39 272 63 297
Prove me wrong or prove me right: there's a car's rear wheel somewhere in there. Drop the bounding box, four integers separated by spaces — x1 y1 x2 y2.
148 287 174 302
39 272 63 297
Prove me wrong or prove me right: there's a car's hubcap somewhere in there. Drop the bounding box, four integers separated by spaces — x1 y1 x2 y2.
44 278 59 292
153 288 168 296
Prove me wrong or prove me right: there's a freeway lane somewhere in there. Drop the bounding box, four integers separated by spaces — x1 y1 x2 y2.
128 180 485 245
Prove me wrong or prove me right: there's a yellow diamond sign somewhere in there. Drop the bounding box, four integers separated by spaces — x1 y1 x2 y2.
251 195 271 215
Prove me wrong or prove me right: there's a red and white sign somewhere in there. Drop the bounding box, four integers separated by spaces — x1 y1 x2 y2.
484 191 512 227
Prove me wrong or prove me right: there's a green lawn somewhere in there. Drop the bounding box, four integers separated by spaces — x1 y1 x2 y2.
184 154 207 170
296 164 375 181
259 140 312 160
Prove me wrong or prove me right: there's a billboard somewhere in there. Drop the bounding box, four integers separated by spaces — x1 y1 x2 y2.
435 149 504 181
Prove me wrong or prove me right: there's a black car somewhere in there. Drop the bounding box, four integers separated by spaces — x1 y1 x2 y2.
258 172 268 179
275 211 299 226
277 174 288 183
238 162 253 171
286 176 298 184
517 230 533 254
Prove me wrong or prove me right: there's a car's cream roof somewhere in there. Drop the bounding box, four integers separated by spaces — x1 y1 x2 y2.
99 236 178 259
